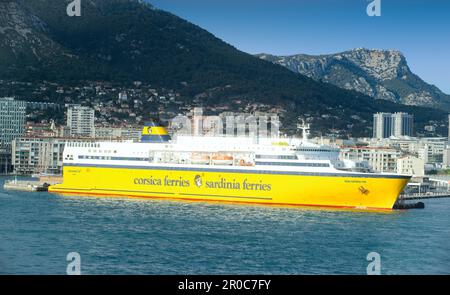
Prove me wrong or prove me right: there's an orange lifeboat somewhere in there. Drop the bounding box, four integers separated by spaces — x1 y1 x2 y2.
211 153 234 165
191 153 210 164
239 159 254 166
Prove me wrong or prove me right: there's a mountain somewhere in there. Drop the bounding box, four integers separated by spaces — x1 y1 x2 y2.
257 48 450 110
0 0 447 137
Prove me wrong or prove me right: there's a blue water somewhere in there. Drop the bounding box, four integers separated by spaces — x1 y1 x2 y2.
0 176 449 274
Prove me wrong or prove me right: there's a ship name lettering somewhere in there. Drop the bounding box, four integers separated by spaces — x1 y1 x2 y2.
243 179 272 191
164 176 190 187
134 177 162 186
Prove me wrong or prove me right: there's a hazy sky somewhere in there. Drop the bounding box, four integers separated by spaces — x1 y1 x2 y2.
149 0 450 94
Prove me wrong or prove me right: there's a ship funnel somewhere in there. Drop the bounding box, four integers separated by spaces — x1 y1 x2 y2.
141 121 171 143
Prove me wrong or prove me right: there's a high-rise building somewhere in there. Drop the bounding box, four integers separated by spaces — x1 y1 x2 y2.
392 112 413 137
373 112 413 139
373 113 393 139
0 97 27 149
0 97 27 173
66 105 95 137
448 114 450 140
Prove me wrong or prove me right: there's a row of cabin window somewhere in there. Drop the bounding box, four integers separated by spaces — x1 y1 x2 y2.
78 155 149 161
256 161 330 167
255 155 297 160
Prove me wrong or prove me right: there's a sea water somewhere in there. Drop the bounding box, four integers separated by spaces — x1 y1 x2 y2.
0 177 449 274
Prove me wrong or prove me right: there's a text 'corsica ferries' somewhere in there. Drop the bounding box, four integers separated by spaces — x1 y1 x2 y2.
49 122 411 210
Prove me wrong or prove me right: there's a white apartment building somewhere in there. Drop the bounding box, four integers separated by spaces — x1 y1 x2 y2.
12 137 99 175
369 137 446 164
67 105 95 137
397 156 425 176
340 146 400 173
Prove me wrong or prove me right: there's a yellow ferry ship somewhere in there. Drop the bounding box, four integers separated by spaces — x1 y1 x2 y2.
49 122 411 210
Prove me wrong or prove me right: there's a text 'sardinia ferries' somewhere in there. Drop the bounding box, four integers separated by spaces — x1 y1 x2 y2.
49 121 411 210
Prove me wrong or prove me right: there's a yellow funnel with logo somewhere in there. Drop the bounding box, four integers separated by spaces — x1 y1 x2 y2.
141 121 171 143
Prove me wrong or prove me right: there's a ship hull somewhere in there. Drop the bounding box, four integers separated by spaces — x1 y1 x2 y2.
49 165 410 210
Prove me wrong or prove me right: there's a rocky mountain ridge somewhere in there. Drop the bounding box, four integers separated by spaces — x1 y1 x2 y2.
257 48 450 110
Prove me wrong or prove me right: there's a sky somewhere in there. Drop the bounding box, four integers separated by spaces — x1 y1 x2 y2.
149 0 450 94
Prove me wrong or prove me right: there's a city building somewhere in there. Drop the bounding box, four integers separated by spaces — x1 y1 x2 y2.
373 112 393 139
12 137 99 175
377 137 446 163
340 146 400 173
443 146 450 168
25 121 58 138
448 114 450 140
417 139 445 164
118 92 128 102
391 112 414 137
66 105 95 137
397 156 425 176
373 112 413 138
0 97 27 173
95 125 141 141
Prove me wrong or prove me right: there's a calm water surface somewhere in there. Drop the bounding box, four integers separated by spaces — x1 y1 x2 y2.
0 177 449 274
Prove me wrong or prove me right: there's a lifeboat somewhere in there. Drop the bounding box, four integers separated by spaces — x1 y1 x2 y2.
211 153 234 165
238 159 254 166
191 153 210 164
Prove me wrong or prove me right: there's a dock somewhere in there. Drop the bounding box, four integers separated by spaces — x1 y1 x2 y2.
3 180 50 192
3 175 62 192
400 192 450 200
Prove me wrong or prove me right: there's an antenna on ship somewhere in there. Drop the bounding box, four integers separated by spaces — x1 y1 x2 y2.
297 119 310 141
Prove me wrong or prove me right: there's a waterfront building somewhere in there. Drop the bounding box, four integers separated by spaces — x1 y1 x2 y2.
67 105 95 137
368 136 446 165
397 156 425 176
443 146 450 168
417 140 445 164
0 97 27 173
340 146 400 173
0 150 10 174
0 97 27 150
12 137 98 175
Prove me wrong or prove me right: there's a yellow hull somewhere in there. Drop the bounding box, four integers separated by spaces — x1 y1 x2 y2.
48 165 410 211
